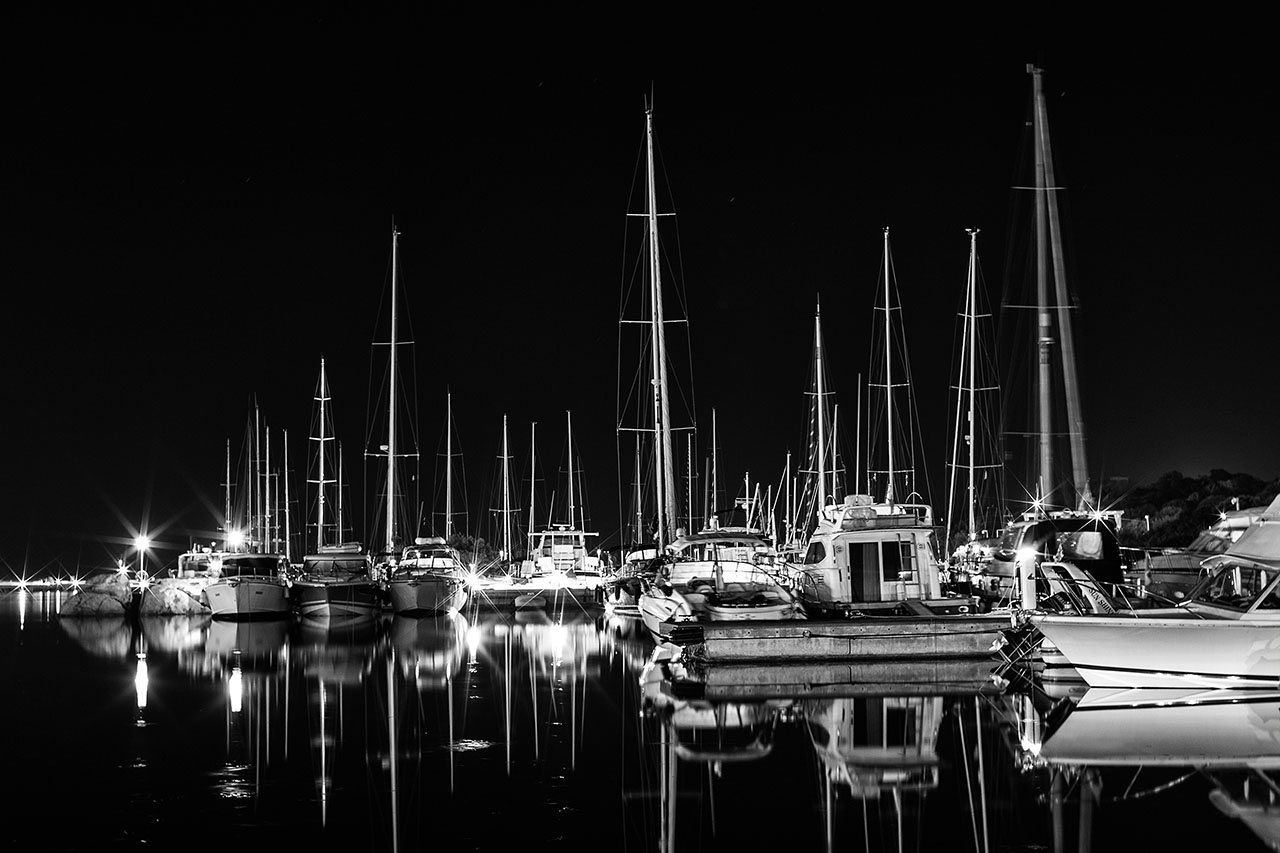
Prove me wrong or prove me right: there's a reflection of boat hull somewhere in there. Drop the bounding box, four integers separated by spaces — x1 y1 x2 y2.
292 579 381 620
1033 614 1280 688
387 575 468 614
1042 687 1280 767
206 577 290 618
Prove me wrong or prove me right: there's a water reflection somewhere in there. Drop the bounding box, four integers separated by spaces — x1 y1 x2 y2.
1041 687 1280 851
8 591 1273 851
636 652 1047 852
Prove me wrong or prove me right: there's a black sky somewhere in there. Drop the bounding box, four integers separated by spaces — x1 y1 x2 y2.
4 23 1276 574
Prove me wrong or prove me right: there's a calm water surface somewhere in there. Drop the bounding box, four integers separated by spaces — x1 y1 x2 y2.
0 590 1270 851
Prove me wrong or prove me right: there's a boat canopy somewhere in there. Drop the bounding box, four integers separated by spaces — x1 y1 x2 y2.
221 554 287 578
1221 494 1280 568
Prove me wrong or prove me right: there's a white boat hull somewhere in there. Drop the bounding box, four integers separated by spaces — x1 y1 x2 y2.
206 577 290 618
387 575 468 614
1034 613 1280 688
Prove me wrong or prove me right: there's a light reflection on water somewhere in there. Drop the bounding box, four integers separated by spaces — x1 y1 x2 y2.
0 589 1275 851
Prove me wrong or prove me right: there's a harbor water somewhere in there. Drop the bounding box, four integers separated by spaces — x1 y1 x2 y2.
0 590 1269 852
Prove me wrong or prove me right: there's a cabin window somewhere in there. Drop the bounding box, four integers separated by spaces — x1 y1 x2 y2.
1197 564 1273 610
1257 579 1280 610
881 541 903 583
803 541 826 564
1061 531 1104 560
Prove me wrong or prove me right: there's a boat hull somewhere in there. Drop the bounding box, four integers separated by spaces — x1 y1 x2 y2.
387 575 468 614
206 577 290 618
662 613 1010 662
292 579 381 620
1033 613 1280 688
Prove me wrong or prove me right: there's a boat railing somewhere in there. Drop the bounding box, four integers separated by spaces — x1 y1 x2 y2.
1036 562 1197 617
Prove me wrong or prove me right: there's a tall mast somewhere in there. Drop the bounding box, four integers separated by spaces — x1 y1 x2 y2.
528 421 536 557
314 358 334 551
224 439 232 550
254 400 262 549
815 298 827 510
283 428 291 562
645 106 679 547
337 442 344 544
567 410 576 528
784 450 792 547
685 434 694 534
710 408 718 529
881 228 896 505
1030 64 1091 509
634 441 644 544
501 414 511 561
384 226 399 555
831 403 840 502
966 230 979 535
266 427 272 552
855 373 862 494
445 390 454 540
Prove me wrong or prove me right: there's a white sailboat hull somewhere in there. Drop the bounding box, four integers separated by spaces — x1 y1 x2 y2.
1034 613 1280 688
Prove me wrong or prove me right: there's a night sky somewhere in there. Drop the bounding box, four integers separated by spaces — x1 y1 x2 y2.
5 23 1276 575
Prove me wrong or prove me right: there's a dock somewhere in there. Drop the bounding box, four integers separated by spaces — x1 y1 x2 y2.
663 613 1011 663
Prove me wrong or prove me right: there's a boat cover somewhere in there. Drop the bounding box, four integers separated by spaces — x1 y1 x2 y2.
1225 494 1280 565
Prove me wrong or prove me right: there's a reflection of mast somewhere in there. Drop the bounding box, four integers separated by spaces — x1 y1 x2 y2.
387 649 399 853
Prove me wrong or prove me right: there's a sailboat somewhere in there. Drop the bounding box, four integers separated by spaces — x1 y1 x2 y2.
375 235 470 616
623 106 803 644
943 230 1004 581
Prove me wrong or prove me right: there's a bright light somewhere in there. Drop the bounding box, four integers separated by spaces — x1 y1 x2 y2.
229 664 243 713
135 535 150 551
135 653 149 713
466 625 482 657
227 529 245 548
1016 547 1038 564
465 571 482 589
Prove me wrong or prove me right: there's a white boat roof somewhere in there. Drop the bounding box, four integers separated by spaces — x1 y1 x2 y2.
1222 494 1280 566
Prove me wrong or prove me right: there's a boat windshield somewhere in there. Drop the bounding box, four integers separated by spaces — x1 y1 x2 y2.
1188 561 1280 612
221 556 285 578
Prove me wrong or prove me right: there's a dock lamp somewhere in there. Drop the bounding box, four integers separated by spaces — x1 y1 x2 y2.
135 535 151 576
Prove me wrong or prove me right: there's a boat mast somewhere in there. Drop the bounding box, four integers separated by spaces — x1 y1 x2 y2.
1030 64 1091 509
645 106 679 547
283 428 291 562
337 442 344 544
501 414 512 561
947 228 983 541
855 373 862 494
567 410 576 528
384 227 399 556
314 357 334 551
254 400 262 549
966 230 979 536
710 408 718 529
224 439 232 550
528 421 536 558
686 434 694 534
815 298 827 511
881 229 896 505
445 390 454 540
633 441 643 545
